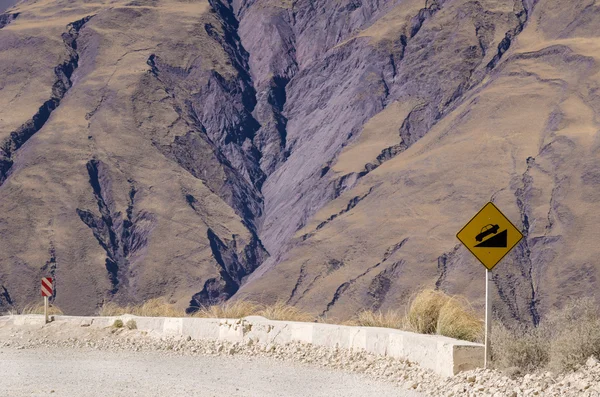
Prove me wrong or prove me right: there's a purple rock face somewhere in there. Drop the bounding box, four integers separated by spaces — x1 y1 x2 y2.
0 0 599 322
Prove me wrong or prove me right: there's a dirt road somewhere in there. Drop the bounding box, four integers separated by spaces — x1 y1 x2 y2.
0 347 423 397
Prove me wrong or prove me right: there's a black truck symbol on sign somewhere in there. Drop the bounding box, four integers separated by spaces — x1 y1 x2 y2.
475 224 500 242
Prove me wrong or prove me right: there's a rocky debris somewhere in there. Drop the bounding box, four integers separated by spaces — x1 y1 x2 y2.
2 322 600 396
76 160 156 296
0 12 18 29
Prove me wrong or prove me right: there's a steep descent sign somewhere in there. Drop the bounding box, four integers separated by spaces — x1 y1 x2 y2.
456 202 523 270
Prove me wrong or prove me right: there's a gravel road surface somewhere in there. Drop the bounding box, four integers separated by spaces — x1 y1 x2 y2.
0 347 424 397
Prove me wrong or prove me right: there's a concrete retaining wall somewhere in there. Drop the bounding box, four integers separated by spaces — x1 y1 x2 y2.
5 314 484 377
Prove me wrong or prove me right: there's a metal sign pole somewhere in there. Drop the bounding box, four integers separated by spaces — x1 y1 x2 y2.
484 268 492 368
44 295 48 324
457 202 523 370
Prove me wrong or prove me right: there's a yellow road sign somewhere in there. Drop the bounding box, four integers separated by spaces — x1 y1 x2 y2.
456 202 523 270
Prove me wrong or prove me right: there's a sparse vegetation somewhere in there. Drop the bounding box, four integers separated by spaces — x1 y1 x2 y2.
113 319 124 328
492 297 600 373
436 295 483 342
99 298 183 317
257 301 315 322
192 300 262 319
125 319 137 330
191 300 315 322
492 321 549 373
345 309 403 329
344 290 483 342
545 298 600 372
21 302 64 316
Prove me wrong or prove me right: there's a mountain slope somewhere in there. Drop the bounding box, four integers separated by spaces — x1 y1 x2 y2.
0 0 599 322
238 0 600 325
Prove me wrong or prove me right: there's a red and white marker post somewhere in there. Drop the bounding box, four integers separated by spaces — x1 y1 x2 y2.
41 277 53 324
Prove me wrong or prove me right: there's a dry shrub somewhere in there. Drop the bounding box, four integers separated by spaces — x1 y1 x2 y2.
345 309 404 329
492 298 600 373
437 296 483 342
99 298 182 317
21 302 64 315
491 321 549 372
192 300 262 319
544 298 600 372
257 301 315 322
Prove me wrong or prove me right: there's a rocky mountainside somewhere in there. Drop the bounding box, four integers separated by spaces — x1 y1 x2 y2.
0 0 598 323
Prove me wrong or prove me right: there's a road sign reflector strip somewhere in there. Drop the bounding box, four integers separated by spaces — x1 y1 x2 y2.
41 277 53 297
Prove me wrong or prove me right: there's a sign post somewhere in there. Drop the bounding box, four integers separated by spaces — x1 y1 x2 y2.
456 202 523 369
44 295 48 324
485 269 492 367
41 277 53 324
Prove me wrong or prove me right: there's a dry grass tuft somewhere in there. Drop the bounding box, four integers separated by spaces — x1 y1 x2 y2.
404 289 483 342
192 300 262 319
342 290 482 342
257 301 315 322
437 296 483 342
345 309 404 329
98 298 183 317
21 302 64 315
192 300 314 322
405 289 449 334
98 302 127 316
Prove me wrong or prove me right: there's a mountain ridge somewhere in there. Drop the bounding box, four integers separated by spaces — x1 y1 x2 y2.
0 0 598 325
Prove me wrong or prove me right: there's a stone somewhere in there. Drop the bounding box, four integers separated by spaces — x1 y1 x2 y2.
586 356 599 368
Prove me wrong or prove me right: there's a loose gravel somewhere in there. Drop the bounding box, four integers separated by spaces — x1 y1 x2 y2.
1 318 599 396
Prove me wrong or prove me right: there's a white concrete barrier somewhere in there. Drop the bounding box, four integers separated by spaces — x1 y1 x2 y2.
3 314 483 377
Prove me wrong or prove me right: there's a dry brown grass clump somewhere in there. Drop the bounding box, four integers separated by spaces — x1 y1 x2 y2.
405 289 448 334
342 290 482 342
257 301 315 322
437 296 483 342
192 300 315 322
192 300 262 319
21 302 64 315
345 309 404 329
98 298 183 317
405 289 483 342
